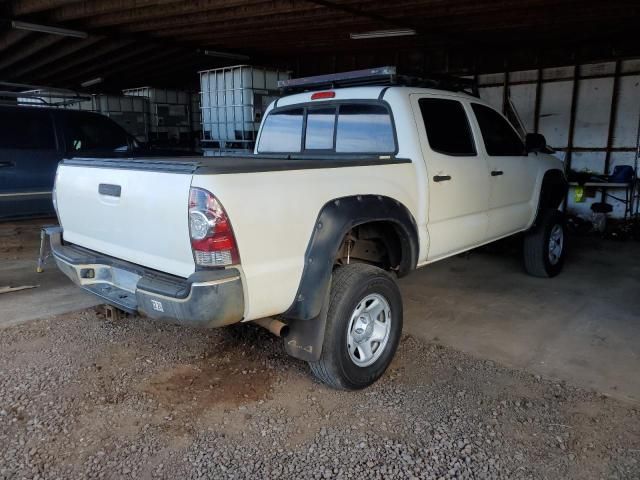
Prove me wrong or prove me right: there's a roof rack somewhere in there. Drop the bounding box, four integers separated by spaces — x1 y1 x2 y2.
278 66 479 97
0 81 91 107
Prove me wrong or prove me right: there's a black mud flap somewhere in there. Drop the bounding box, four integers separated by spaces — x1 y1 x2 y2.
284 285 330 362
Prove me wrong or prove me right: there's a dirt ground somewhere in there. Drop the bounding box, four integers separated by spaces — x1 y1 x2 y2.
0 309 638 479
0 219 46 262
1 220 639 478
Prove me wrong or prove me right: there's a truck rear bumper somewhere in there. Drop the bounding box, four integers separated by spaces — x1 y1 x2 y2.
48 227 244 328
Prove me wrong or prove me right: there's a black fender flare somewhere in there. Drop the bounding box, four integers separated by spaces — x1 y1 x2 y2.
282 195 418 362
284 194 419 322
531 169 568 229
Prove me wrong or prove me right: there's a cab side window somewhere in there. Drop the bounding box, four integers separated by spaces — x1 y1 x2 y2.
471 103 526 156
419 98 476 156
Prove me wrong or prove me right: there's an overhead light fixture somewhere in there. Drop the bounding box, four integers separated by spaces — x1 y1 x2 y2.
201 49 250 61
81 77 103 88
11 20 88 39
350 29 416 40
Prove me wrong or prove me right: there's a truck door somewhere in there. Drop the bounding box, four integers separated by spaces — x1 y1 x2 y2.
411 95 491 260
469 103 537 239
0 108 59 219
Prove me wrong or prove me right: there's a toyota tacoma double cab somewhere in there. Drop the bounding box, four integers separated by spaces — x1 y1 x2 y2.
49 68 567 390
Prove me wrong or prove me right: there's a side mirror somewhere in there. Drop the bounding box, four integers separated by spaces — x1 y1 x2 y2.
525 133 547 153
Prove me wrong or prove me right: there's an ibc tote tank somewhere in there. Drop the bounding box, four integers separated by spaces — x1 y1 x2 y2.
199 65 290 151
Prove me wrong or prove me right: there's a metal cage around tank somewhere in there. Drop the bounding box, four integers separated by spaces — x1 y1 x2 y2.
122 87 200 146
199 65 290 152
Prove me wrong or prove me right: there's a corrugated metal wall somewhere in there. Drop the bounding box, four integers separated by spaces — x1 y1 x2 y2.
477 59 640 218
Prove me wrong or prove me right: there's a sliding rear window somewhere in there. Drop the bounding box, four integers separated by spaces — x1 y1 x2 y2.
257 102 396 154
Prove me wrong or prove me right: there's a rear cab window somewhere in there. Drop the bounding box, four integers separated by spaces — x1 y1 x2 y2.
256 108 304 153
257 102 396 155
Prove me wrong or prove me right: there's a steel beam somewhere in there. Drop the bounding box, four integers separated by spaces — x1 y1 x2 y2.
533 67 542 133
563 64 581 211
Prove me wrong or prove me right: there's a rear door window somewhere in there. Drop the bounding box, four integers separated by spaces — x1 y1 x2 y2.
471 103 526 156
419 98 476 156
335 104 395 153
0 109 55 150
257 108 304 153
65 113 130 153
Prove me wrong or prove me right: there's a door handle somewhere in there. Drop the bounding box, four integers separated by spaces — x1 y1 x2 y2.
491 170 504 176
0 161 15 168
433 175 451 182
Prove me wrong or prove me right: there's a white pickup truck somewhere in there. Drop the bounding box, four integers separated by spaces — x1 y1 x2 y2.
49 68 567 390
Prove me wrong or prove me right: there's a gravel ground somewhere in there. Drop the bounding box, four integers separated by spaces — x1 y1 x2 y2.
0 308 638 480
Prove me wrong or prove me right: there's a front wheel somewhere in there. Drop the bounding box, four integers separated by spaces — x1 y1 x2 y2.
309 264 403 390
523 209 566 277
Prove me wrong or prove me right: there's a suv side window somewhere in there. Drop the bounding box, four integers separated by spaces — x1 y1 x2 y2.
257 108 304 153
0 109 55 150
471 103 526 156
419 98 476 156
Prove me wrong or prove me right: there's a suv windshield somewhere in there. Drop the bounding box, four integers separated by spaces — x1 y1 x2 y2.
65 113 131 153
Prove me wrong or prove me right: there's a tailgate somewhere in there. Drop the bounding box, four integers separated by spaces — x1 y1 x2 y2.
55 158 198 278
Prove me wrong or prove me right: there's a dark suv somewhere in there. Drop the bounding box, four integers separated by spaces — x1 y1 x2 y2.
0 105 141 220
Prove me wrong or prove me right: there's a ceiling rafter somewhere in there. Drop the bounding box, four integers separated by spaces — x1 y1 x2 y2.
49 0 267 23
11 0 84 16
55 43 161 84
33 38 137 81
0 34 65 72
82 0 323 30
49 0 185 22
3 0 639 90
8 36 104 80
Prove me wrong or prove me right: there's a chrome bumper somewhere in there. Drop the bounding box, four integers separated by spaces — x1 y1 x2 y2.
48 228 244 328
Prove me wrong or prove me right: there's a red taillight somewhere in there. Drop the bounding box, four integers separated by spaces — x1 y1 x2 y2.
188 187 239 266
311 91 335 100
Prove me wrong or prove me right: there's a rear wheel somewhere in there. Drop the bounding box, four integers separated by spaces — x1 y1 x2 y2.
309 264 402 390
523 209 566 277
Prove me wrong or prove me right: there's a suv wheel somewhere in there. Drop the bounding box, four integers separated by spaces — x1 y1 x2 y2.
309 264 402 390
523 209 566 277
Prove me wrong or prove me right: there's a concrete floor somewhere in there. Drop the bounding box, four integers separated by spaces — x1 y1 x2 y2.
1 220 639 402
401 237 640 402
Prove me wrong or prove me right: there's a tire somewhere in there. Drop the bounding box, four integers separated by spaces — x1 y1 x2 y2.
309 264 403 390
523 209 566 278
